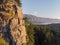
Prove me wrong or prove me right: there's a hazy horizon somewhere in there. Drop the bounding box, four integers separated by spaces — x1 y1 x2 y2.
22 0 60 19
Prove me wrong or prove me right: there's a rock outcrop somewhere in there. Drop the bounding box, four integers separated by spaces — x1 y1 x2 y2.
0 0 27 45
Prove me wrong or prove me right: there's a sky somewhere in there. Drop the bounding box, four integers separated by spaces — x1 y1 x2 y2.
21 0 60 19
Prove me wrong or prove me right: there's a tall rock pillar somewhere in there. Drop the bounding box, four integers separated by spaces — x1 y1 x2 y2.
0 0 27 45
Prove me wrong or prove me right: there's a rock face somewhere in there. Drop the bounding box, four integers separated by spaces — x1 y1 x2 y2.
0 0 27 45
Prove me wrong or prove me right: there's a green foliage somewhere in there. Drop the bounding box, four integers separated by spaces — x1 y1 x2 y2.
33 25 55 45
27 24 34 45
15 0 22 7
24 17 35 45
24 17 55 45
23 17 30 25
0 36 9 45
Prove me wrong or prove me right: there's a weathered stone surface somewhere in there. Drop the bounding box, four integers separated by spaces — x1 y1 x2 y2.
0 0 27 45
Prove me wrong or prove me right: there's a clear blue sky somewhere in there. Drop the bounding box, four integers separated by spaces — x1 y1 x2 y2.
21 0 60 19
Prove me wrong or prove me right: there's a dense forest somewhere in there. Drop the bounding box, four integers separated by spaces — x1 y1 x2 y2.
24 17 59 45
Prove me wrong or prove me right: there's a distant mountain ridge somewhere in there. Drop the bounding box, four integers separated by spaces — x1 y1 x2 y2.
23 14 60 25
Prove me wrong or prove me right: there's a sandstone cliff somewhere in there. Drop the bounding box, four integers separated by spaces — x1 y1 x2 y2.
0 0 27 45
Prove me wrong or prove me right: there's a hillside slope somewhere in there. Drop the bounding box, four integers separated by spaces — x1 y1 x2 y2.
24 14 60 25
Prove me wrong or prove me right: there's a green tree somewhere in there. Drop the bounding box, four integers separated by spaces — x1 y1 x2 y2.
15 0 22 7
24 17 35 45
0 36 9 45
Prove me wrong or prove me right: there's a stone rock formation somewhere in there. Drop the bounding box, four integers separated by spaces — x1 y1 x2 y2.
0 0 27 45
